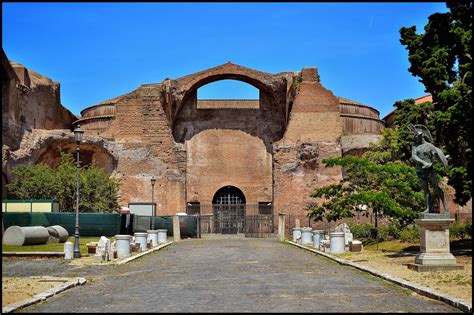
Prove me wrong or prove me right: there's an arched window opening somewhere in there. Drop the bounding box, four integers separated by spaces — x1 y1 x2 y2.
197 79 259 109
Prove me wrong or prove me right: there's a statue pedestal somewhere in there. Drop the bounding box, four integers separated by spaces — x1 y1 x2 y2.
407 214 463 272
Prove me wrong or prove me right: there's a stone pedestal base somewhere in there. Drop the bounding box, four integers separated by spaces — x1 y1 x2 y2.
407 263 464 272
408 214 463 272
415 252 457 265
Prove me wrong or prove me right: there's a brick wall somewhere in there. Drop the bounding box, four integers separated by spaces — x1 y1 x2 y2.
114 86 187 214
186 129 272 205
273 75 343 227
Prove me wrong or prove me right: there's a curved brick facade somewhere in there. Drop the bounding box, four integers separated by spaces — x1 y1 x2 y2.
4 56 399 229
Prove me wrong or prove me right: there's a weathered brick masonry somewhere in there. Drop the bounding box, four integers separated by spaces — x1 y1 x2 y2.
4 51 396 230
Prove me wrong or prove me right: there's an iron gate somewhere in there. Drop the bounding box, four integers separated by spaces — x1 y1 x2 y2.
213 204 245 234
245 214 274 238
187 203 274 237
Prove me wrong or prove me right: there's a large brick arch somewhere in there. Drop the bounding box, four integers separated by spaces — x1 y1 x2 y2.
167 62 289 125
167 63 291 151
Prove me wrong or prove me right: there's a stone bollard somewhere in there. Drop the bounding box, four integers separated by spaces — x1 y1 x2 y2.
294 218 301 229
300 227 313 245
64 242 74 260
292 228 301 243
115 235 131 258
157 229 168 244
344 232 353 250
134 232 148 252
173 215 180 242
147 230 158 247
312 230 324 249
278 213 286 242
329 232 345 254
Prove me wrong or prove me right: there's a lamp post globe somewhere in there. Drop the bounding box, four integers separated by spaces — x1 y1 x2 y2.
74 125 84 144
73 125 84 258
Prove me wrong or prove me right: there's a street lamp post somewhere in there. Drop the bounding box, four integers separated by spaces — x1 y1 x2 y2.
73 125 84 258
151 176 156 230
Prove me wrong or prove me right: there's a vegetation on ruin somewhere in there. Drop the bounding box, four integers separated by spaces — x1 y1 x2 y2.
6 151 120 213
399 0 472 205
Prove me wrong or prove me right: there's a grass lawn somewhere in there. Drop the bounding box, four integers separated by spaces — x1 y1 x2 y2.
2 236 103 254
360 237 472 252
334 238 472 304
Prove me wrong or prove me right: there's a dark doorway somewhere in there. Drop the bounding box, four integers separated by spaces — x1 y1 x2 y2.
212 186 246 234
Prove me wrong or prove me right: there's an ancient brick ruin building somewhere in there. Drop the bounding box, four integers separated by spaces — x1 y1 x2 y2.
2 49 392 233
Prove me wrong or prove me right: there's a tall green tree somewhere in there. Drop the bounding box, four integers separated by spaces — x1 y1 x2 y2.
308 127 428 227
5 163 57 201
399 0 472 204
308 156 424 227
6 151 120 213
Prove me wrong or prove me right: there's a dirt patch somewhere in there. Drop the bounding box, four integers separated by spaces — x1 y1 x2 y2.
2 276 72 307
335 246 472 304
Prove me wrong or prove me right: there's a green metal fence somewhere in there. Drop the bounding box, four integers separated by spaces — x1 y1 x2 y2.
2 212 198 237
2 212 122 236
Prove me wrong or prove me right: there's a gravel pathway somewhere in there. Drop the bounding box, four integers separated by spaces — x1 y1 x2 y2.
3 237 461 312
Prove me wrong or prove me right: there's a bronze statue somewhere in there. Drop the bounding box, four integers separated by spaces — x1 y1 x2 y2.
408 124 450 214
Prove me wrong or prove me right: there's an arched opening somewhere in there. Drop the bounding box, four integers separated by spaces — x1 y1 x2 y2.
34 141 117 174
173 77 286 152
197 79 259 108
212 186 246 234
212 185 246 205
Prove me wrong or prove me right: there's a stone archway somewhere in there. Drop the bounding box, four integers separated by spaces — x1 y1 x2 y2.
35 141 117 174
167 62 290 151
170 62 288 121
212 185 246 234
7 131 119 181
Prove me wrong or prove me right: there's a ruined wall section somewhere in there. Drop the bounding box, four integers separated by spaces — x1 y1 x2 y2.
2 51 76 197
274 68 343 230
8 62 77 132
2 51 18 149
114 84 186 215
2 59 76 150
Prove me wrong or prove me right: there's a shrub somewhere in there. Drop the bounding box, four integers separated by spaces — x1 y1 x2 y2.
6 151 120 212
387 220 401 239
347 222 373 239
377 225 391 241
399 226 419 242
464 220 472 239
450 222 464 239
450 220 472 240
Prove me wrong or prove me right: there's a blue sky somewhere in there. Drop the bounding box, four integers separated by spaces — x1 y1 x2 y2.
2 2 448 117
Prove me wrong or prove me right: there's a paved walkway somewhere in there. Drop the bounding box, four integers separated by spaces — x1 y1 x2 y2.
3 237 461 312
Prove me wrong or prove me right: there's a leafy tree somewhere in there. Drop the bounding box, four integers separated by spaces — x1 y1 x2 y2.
54 151 78 212
360 127 405 164
5 163 56 201
307 155 424 227
392 99 436 161
6 151 120 213
399 0 472 204
81 164 121 213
